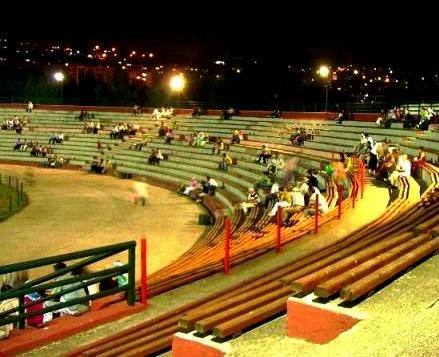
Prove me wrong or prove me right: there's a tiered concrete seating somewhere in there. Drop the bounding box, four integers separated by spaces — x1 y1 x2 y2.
7 107 438 356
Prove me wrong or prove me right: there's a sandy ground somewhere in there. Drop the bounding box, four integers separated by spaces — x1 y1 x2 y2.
0 164 206 278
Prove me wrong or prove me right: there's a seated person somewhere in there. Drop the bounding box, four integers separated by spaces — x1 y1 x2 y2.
182 177 202 196
402 111 416 129
199 176 218 198
47 154 56 167
256 144 272 164
218 152 233 171
241 187 260 214
411 146 426 177
388 154 411 188
305 187 328 216
24 290 53 327
230 130 241 144
263 180 280 209
112 260 128 287
0 285 18 339
192 107 201 118
268 187 292 217
187 132 197 146
221 107 235 120
264 153 284 176
194 132 206 147
212 139 225 154
148 149 160 165
270 109 281 118
91 157 105 173
282 186 306 224
45 263 90 316
13 138 22 150
164 129 174 144
152 108 160 121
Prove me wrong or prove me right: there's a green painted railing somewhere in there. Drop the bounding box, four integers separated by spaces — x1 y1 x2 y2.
0 173 26 221
0 241 136 329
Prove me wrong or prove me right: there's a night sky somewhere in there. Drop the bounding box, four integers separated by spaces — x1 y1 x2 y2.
1 2 437 68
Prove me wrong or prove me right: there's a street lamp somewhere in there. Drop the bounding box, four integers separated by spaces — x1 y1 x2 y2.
319 65 330 112
169 74 185 108
54 72 65 104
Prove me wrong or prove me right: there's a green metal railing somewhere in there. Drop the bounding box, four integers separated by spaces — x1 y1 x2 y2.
0 173 26 220
0 241 136 329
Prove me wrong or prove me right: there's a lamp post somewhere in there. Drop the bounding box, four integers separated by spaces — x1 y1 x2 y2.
54 72 65 104
170 74 185 108
319 65 330 112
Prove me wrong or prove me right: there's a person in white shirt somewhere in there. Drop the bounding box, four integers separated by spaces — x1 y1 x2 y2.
241 187 260 214
306 187 328 216
152 108 160 120
198 176 218 199
389 154 411 187
263 181 279 209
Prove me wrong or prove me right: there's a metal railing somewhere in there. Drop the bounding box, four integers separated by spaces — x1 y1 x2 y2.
0 241 136 329
0 173 26 220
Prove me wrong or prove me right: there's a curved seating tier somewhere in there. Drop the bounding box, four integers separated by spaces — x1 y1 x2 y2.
69 162 439 357
2 107 437 356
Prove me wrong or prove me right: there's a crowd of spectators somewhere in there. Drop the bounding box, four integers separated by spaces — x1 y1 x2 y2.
376 106 437 130
152 107 174 120
1 116 27 134
110 123 138 139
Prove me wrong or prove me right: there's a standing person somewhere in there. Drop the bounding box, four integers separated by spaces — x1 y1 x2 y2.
133 180 149 206
26 101 34 113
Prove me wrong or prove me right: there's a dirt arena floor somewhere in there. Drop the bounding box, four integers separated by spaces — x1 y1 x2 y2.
0 164 206 279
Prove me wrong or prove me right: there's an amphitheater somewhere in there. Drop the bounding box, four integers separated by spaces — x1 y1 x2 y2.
0 105 438 356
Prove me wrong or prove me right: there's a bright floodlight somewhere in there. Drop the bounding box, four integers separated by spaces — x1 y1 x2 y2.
170 74 185 92
319 65 330 78
54 72 65 82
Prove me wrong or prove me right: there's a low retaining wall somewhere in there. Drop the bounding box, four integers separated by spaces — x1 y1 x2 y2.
0 103 379 122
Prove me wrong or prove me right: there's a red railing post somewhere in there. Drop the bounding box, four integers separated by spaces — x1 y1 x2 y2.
352 179 356 208
338 184 343 219
362 163 366 197
224 217 231 274
314 194 319 234
276 206 282 253
140 236 148 305
320 161 323 170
